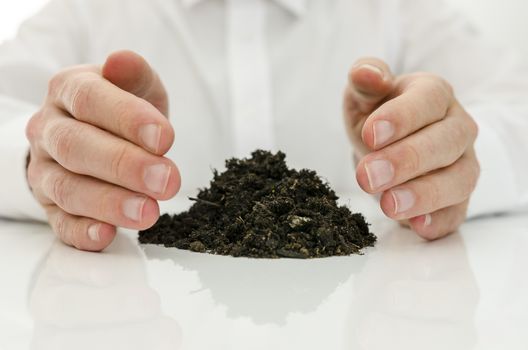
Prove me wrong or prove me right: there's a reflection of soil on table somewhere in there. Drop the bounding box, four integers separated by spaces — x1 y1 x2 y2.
143 245 369 325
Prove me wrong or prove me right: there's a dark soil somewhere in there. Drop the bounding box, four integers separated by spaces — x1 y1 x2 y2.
138 150 376 258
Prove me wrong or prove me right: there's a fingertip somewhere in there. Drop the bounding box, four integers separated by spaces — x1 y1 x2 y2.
171 162 182 194
102 50 146 83
350 63 384 84
103 50 169 116
74 222 117 252
154 160 181 201
96 223 118 247
355 160 375 194
139 197 160 229
84 223 117 252
157 122 175 156
47 207 117 252
379 191 397 219
360 119 376 150
102 50 154 99
409 214 439 241
349 63 392 96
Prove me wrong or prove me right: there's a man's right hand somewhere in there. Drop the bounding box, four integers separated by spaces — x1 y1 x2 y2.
25 51 181 252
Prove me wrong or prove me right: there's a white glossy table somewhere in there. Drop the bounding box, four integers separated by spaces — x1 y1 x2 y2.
1 194 528 350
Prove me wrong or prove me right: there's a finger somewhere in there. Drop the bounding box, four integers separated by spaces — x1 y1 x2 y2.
362 73 456 149
379 152 480 220
102 50 169 116
343 58 395 154
348 57 394 101
38 161 160 230
48 68 173 155
344 57 394 120
407 200 470 241
40 113 181 200
45 205 117 252
356 112 478 193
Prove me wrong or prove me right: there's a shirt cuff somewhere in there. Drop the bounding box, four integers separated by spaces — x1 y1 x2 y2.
467 117 518 218
0 99 46 222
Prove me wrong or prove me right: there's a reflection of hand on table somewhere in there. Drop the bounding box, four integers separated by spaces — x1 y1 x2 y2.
29 235 181 350
143 244 367 325
346 229 479 349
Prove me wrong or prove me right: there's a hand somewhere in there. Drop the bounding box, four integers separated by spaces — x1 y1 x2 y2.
343 58 480 240
26 51 181 251
345 229 479 348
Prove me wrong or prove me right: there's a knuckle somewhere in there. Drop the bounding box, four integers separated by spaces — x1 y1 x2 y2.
110 144 129 181
398 142 422 175
67 73 98 116
53 209 68 240
70 220 87 249
429 80 451 111
26 158 42 189
113 99 137 136
26 111 43 142
98 189 116 222
409 73 453 113
50 173 70 209
426 181 442 211
383 96 421 130
429 74 453 96
47 123 77 164
445 122 467 160
48 71 67 98
407 72 430 84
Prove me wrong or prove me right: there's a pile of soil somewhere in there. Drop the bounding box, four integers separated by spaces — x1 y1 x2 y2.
138 150 376 258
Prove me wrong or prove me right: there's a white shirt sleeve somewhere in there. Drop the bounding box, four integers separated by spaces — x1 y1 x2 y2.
0 0 87 221
398 0 528 218
0 97 46 221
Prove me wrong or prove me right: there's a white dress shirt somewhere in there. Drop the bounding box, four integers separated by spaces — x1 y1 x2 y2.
0 0 527 222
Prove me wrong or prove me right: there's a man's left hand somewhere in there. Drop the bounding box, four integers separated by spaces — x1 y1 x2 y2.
343 57 480 240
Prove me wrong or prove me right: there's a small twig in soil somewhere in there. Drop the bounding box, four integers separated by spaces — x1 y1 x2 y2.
188 197 222 208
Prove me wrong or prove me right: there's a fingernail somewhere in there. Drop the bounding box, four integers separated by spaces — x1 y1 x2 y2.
139 124 161 153
365 159 394 190
359 64 384 79
424 214 432 226
391 189 415 214
144 164 171 194
373 120 394 147
88 224 100 242
123 196 146 222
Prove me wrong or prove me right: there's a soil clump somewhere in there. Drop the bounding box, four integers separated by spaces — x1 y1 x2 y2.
138 150 376 258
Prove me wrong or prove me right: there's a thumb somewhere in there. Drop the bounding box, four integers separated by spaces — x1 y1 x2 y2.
102 50 169 116
344 57 395 154
346 57 395 116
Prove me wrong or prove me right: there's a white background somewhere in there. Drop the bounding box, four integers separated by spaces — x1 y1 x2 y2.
0 0 527 54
